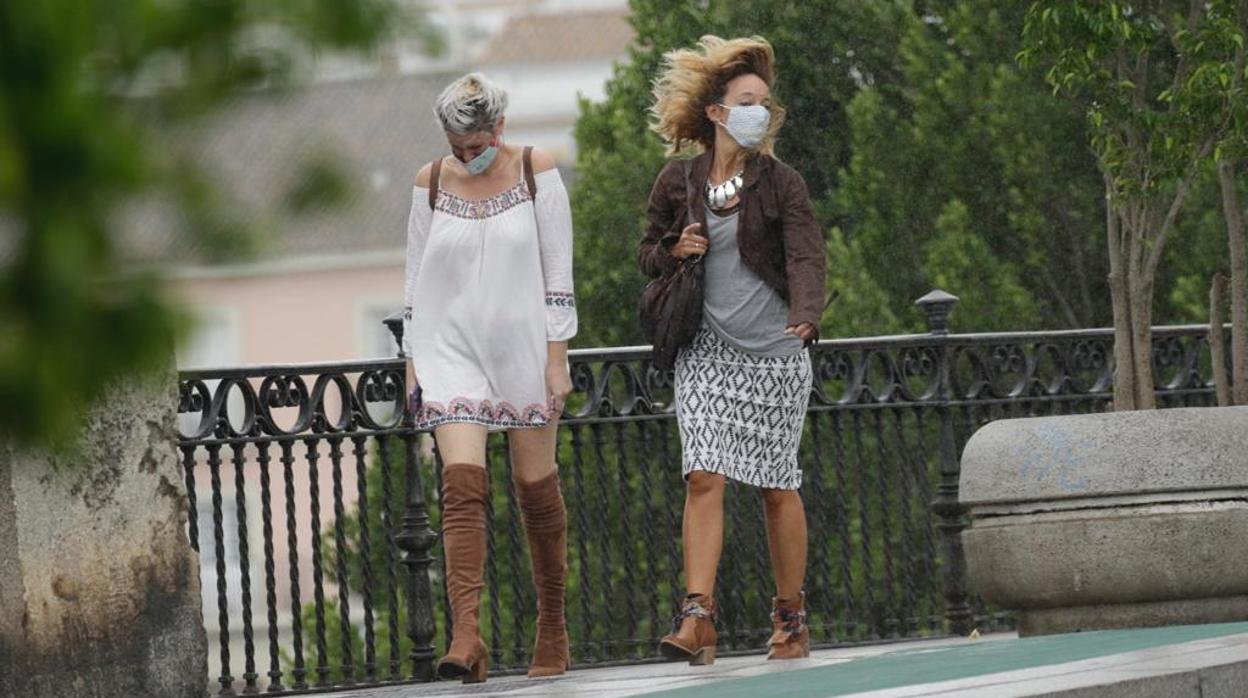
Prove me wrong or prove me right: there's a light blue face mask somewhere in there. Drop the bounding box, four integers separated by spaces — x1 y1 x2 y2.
717 104 771 148
462 142 499 176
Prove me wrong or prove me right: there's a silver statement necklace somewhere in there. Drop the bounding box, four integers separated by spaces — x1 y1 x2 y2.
705 170 744 209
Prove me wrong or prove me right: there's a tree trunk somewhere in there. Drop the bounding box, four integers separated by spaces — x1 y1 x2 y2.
1218 158 1248 404
0 365 208 698
1210 273 1232 407
1128 266 1157 409
1106 185 1139 411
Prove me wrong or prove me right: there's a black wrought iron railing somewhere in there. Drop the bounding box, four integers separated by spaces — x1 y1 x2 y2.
177 291 1222 695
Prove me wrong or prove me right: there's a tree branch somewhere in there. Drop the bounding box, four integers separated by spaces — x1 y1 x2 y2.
1145 138 1213 280
1220 156 1248 404
1055 198 1098 324
1129 198 1147 278
1231 8 1246 92
1133 44 1149 115
1105 171 1138 411
1039 262 1083 327
1211 273 1232 406
1168 0 1207 100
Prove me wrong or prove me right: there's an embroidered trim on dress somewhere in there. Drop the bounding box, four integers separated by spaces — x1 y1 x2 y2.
435 182 532 220
545 291 576 308
417 397 550 429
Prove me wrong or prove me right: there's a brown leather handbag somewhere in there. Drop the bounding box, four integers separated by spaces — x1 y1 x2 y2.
639 160 703 371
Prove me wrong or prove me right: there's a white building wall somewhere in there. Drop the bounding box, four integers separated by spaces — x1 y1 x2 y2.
489 59 616 160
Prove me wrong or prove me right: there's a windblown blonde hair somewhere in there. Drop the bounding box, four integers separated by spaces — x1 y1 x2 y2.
650 35 786 156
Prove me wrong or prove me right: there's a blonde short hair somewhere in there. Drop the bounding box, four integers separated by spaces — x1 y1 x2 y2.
650 35 786 156
433 72 509 134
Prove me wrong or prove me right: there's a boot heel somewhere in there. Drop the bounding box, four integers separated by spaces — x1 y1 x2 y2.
690 645 716 666
464 656 488 684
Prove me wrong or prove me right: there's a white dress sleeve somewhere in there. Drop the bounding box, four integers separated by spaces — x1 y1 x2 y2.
533 169 578 341
403 186 433 357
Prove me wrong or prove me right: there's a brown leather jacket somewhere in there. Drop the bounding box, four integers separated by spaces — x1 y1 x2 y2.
639 150 827 334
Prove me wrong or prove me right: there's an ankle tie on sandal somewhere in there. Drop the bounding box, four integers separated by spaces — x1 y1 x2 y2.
671 599 716 635
769 605 807 646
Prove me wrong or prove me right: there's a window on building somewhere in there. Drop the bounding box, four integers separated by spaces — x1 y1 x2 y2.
359 302 401 359
177 306 243 437
179 307 240 370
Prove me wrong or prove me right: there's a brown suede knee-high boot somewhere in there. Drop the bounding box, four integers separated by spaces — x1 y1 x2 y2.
437 463 490 683
515 471 570 677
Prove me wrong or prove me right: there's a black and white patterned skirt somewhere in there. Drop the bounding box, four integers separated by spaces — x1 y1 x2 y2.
674 328 813 490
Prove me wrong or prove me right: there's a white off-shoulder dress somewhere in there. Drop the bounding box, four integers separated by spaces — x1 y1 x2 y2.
401 162 577 431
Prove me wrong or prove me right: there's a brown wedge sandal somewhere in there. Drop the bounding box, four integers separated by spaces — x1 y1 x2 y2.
766 591 811 660
659 594 718 665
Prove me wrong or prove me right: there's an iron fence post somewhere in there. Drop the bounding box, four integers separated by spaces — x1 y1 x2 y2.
915 290 972 636
388 316 438 681
394 430 438 681
383 311 407 358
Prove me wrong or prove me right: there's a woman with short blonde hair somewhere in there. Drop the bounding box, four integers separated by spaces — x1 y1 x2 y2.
640 36 826 665
404 72 577 683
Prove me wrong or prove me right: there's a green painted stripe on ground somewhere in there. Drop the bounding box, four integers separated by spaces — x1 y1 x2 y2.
642 622 1248 698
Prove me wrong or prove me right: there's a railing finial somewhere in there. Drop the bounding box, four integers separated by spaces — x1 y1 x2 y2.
383 310 406 357
916 290 960 335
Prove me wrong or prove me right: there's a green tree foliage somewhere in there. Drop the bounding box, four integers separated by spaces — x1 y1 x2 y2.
921 200 1039 331
0 0 408 444
823 228 902 337
1020 0 1247 409
839 3 1110 331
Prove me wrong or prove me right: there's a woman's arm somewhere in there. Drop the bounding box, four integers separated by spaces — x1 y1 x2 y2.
403 164 434 384
639 161 684 279
779 167 827 340
531 149 578 343
531 149 576 413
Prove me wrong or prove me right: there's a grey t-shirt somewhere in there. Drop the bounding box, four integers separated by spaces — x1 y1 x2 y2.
702 208 804 356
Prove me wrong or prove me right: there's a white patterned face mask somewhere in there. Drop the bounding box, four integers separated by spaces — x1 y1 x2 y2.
716 104 770 148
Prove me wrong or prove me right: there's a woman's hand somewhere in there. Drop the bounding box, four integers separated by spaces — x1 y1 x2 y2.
405 359 421 413
669 223 709 260
546 361 573 415
785 322 816 343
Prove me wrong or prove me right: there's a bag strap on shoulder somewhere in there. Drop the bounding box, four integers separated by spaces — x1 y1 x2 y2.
428 157 442 209
523 145 537 199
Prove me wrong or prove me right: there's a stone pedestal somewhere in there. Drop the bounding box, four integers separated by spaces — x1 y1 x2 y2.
0 367 207 697
960 406 1248 636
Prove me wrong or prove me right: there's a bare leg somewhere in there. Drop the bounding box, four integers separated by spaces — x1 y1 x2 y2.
762 488 807 599
507 419 560 483
433 423 489 468
659 470 725 664
683 471 727 597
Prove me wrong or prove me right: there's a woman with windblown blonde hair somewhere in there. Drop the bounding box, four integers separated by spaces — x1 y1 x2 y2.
639 36 826 665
